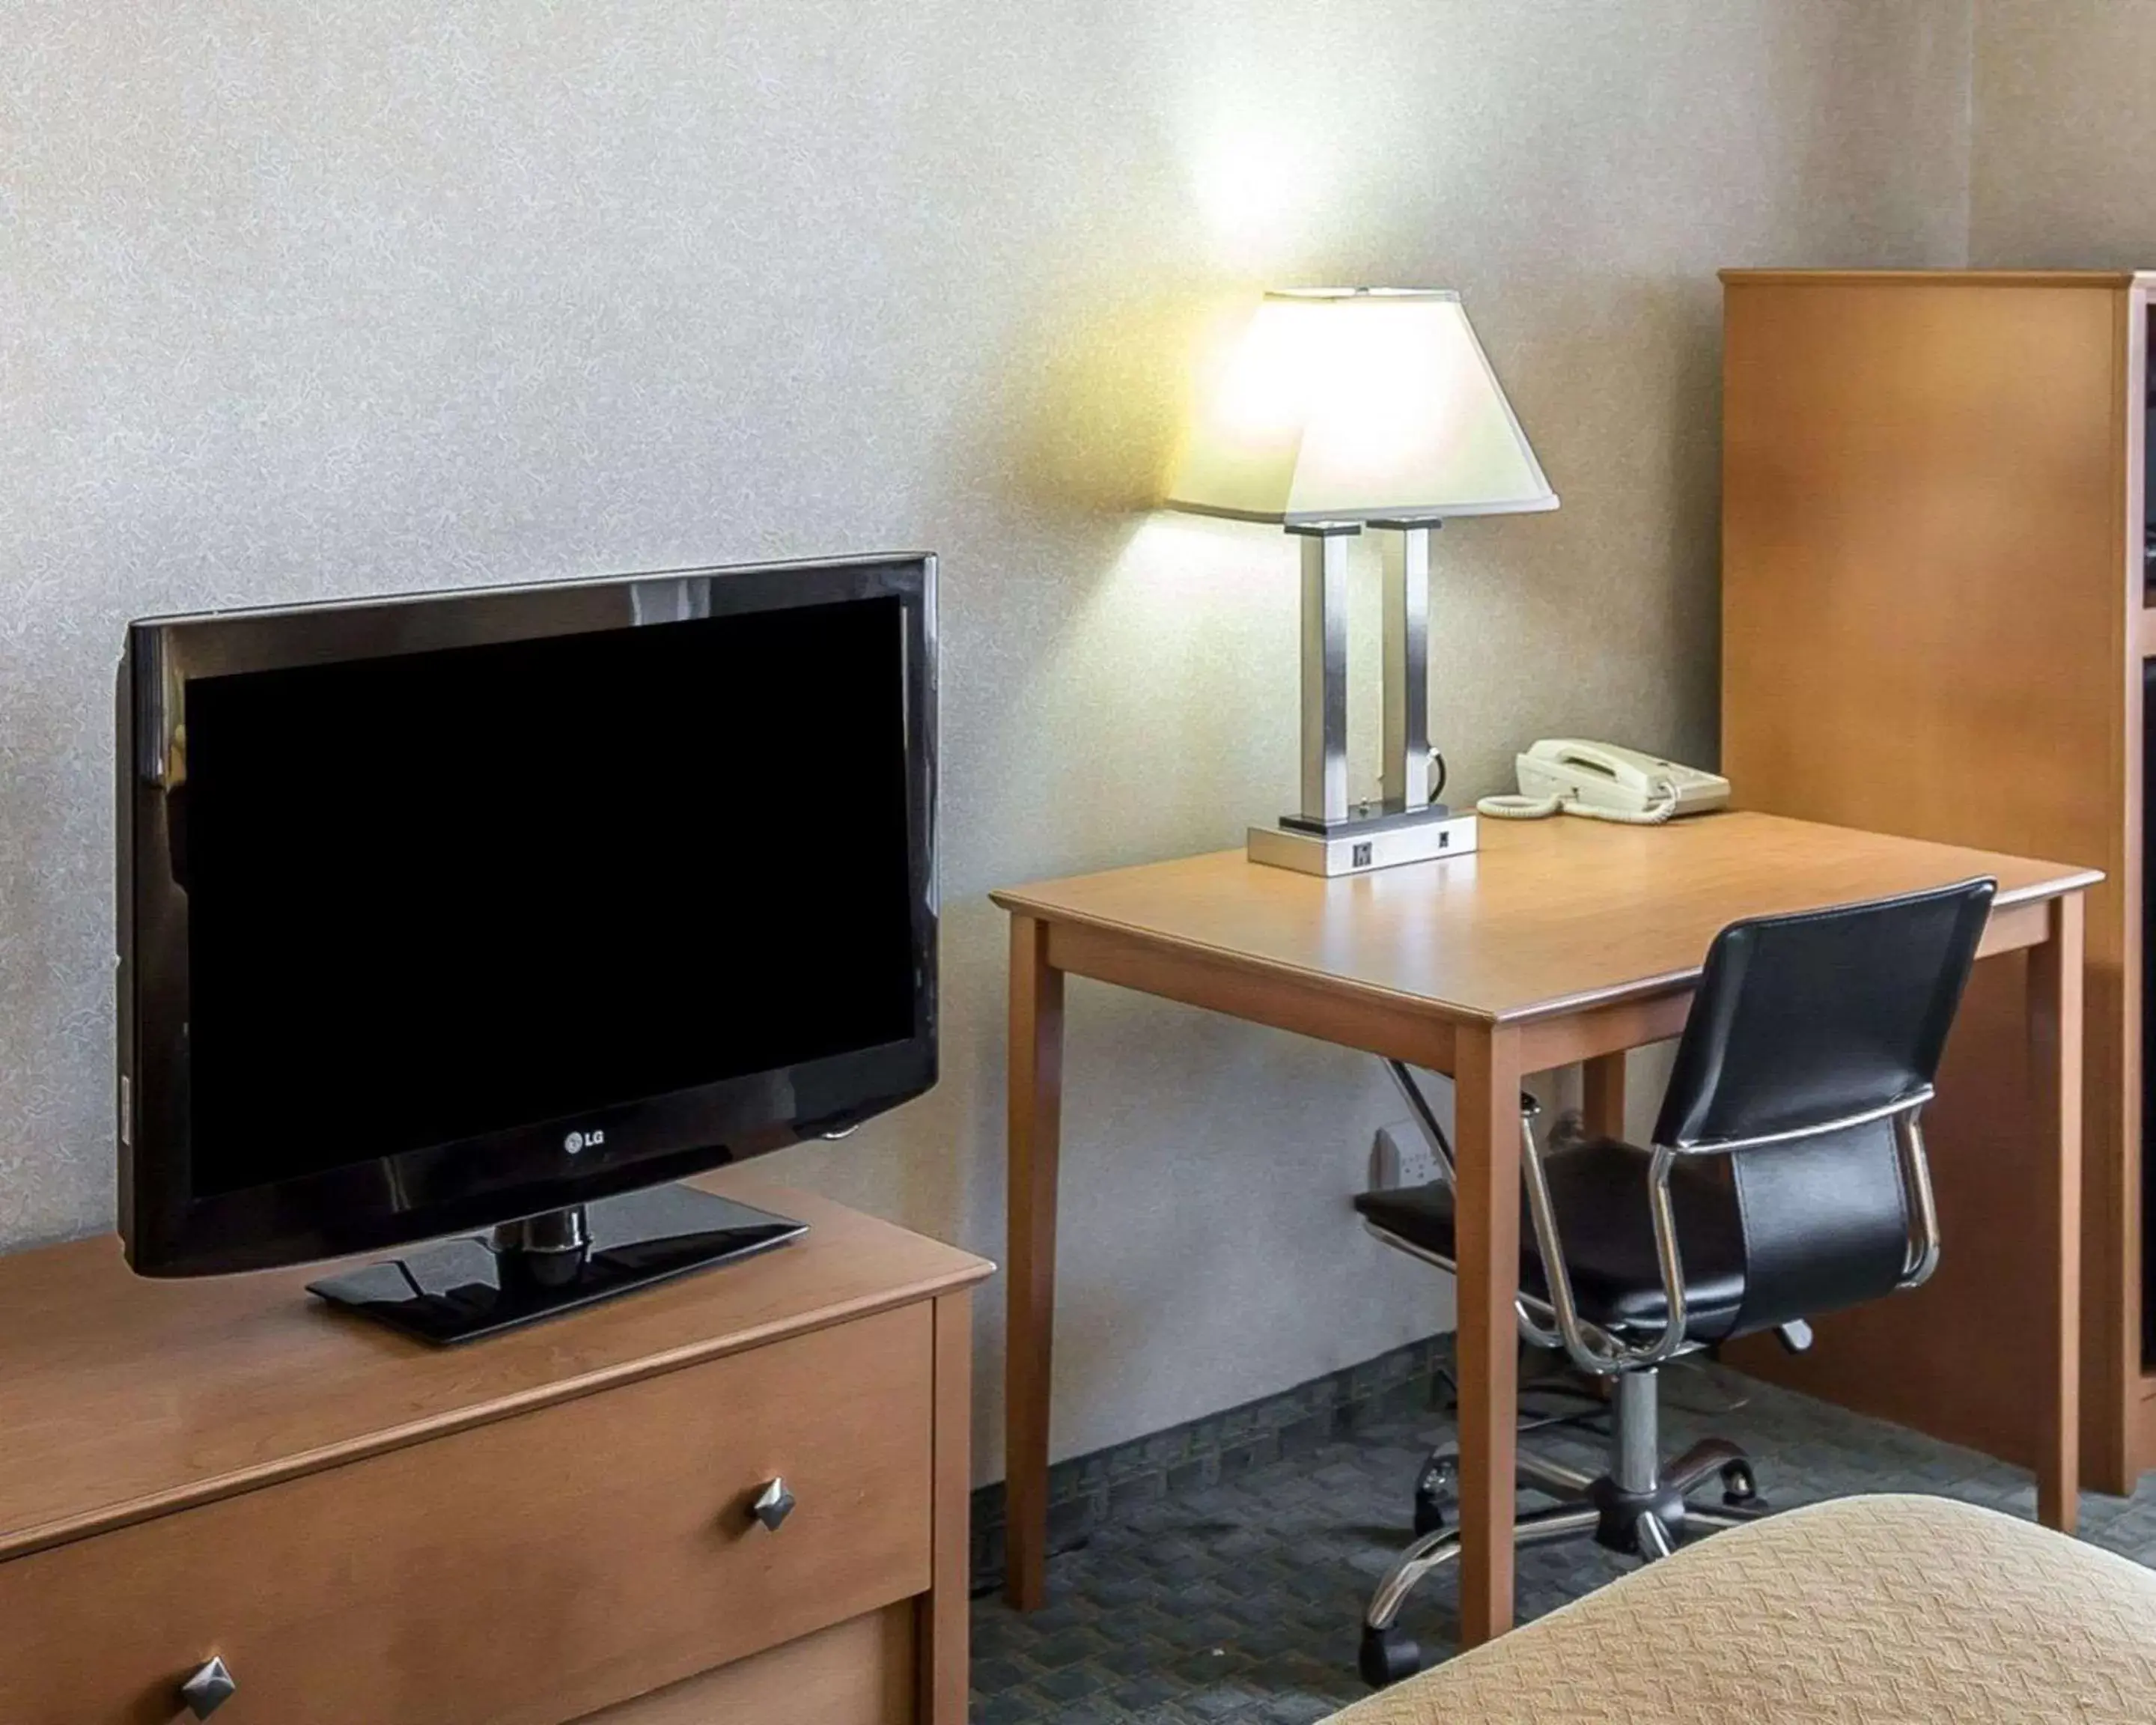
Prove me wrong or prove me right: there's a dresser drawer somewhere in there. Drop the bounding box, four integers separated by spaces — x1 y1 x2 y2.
572 1606 914 1725
0 1303 933 1725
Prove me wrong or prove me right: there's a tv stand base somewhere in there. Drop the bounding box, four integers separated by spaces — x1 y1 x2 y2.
308 1183 806 1344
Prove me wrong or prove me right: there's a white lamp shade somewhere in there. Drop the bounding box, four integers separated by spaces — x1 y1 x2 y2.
1167 288 1557 525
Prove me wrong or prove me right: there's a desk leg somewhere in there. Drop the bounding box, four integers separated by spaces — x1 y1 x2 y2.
1455 1021 1525 1646
1005 913 1066 1610
2029 892 2084 1534
1582 1052 1627 1140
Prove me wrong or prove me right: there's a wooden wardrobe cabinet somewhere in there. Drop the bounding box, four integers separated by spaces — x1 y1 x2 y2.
1721 269 2154 1493
0 1172 990 1725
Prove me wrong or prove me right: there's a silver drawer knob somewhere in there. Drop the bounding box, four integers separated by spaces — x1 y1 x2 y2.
751 1476 796 1532
180 1655 238 1719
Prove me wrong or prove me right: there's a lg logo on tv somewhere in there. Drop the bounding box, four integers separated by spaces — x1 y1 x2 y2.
564 1128 606 1155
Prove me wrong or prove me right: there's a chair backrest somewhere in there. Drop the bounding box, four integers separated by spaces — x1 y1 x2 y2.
1651 877 1996 1338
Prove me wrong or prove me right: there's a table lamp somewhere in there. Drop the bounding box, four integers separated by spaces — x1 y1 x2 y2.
1167 288 1557 874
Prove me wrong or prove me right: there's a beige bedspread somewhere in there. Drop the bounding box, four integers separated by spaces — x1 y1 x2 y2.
1323 1494 2156 1724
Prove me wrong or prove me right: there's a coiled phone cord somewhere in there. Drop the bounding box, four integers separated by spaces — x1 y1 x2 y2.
1476 781 1681 825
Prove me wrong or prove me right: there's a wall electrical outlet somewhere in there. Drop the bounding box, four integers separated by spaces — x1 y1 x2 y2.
1371 1119 1446 1191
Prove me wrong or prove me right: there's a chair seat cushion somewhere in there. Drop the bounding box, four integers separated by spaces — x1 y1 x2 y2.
1353 1137 1748 1342
1318 1495 2156 1725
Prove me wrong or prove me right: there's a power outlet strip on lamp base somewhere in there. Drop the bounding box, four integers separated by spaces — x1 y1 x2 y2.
1246 808 1479 877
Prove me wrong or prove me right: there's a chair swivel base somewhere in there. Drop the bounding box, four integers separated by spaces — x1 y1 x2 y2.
1359 1400 1772 1688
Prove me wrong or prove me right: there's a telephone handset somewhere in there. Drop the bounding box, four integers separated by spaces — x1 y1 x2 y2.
1476 738 1731 826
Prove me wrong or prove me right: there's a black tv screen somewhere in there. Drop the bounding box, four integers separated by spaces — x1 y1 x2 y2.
119 557 937 1275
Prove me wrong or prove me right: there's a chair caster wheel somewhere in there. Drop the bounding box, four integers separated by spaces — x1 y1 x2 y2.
1720 1460 1765 1507
1359 1625 1422 1690
1413 1454 1456 1535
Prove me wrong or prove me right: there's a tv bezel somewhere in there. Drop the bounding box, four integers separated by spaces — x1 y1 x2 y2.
118 554 938 1277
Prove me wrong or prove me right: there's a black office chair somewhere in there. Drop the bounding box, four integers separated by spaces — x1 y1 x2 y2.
1350 877 1997 1688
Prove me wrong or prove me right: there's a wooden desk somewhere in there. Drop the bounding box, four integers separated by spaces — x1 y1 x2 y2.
991 811 2098 1647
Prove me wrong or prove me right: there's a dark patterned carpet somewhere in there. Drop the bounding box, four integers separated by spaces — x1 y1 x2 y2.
969 1365 2156 1725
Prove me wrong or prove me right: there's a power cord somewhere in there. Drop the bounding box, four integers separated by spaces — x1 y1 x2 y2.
1431 1362 1613 1441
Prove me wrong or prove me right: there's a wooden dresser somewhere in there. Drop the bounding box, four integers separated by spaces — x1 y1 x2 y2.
0 1170 990 1725
1721 268 2152 1493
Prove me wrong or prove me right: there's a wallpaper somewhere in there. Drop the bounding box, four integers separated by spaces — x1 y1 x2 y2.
2 0 1972 1474
1970 0 2156 267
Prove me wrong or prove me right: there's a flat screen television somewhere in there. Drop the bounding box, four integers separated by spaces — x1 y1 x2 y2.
117 554 937 1341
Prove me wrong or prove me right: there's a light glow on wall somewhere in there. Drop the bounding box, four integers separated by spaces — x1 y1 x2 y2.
1185 120 1319 263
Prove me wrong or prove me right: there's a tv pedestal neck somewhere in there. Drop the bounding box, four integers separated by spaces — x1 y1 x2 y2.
307 1181 809 1345
0 1170 990 1725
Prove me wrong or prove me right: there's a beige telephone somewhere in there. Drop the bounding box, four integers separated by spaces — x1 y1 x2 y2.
1477 738 1731 826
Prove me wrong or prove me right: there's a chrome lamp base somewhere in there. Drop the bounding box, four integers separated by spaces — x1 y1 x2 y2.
1250 518 1475 878
1247 803 1479 877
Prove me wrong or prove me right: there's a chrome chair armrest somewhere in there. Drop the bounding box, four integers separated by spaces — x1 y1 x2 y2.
1355 1217 1580 1353
1890 1109 1942 1289
1633 1148 1695 1367
1664 1095 1940 1292
1380 1063 1587 1356
1517 1113 1691 1375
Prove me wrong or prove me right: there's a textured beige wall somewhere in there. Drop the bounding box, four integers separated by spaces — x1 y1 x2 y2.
1970 0 2156 264
2 1 1973 1475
